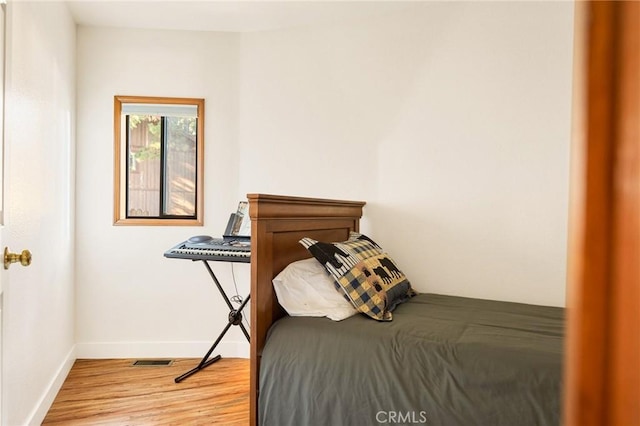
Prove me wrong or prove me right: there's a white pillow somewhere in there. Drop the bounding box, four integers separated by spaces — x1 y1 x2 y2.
272 258 358 321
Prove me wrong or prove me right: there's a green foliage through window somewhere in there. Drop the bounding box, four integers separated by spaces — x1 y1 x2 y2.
114 96 204 225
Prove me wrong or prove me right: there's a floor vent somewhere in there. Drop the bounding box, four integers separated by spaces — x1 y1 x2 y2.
131 359 174 367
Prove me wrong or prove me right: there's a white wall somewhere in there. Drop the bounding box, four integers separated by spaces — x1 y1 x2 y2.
237 1 574 307
75 27 251 358
75 2 573 360
3 2 76 424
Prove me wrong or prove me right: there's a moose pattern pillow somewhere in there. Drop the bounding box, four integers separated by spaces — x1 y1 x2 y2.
299 232 415 321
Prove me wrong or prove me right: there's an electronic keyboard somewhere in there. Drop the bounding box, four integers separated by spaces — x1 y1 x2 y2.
164 236 250 263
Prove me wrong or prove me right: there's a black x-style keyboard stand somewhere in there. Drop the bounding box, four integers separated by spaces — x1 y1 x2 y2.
174 260 250 383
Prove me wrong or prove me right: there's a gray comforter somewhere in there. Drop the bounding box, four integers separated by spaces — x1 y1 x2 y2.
259 294 564 426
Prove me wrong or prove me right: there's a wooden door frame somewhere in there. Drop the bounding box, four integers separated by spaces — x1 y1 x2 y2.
565 2 640 425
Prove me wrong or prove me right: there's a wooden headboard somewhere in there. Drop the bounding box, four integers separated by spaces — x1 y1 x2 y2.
247 193 365 426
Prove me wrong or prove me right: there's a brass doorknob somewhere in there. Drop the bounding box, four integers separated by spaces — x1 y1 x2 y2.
4 247 32 270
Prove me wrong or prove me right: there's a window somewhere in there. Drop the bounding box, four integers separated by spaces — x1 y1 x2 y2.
114 96 204 225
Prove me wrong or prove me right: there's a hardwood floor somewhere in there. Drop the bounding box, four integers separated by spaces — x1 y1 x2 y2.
42 358 249 425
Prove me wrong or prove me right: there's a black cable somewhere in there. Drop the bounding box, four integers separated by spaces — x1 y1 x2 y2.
230 262 242 304
230 263 250 331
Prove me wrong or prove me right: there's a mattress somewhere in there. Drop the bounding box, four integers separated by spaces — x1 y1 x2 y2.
259 293 564 426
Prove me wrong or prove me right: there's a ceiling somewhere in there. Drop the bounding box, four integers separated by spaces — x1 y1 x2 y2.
66 1 423 33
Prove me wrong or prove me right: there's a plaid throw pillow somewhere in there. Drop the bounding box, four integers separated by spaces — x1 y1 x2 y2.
300 232 415 321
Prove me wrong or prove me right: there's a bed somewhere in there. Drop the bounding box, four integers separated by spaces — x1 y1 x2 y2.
248 194 564 426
